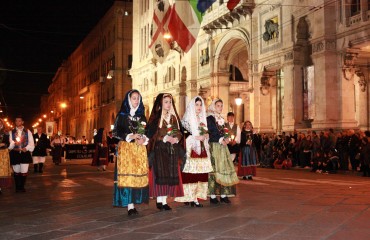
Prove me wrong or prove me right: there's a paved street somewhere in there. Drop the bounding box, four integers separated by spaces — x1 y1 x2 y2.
1 157 370 240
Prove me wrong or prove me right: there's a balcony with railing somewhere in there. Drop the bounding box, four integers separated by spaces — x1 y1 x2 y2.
229 81 249 94
202 0 255 34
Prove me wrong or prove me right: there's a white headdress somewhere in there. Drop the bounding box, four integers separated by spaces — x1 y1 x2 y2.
182 96 208 155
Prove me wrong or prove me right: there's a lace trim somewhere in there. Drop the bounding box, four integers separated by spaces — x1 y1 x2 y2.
182 157 213 173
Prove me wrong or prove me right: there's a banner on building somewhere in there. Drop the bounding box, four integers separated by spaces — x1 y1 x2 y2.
45 121 55 137
149 0 172 64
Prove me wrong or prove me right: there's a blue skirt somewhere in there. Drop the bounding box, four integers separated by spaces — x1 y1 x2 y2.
113 161 149 207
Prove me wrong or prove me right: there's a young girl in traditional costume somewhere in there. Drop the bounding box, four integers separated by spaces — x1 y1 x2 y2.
238 121 258 180
175 96 213 207
112 90 149 216
147 93 184 211
207 99 239 204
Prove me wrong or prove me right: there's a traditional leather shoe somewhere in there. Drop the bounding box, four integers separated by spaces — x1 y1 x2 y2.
248 176 253 180
128 208 138 216
162 204 172 210
156 202 163 210
220 197 231 204
190 202 203 208
210 197 219 204
242 176 247 180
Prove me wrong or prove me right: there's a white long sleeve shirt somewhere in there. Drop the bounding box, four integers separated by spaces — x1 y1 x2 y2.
8 127 35 152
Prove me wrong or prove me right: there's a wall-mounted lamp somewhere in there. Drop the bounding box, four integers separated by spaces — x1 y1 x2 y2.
235 96 243 106
107 70 114 79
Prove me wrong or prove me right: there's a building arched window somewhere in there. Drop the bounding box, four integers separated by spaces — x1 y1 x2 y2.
351 0 361 16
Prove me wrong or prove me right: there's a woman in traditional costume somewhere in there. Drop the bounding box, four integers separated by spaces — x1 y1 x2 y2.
0 119 11 194
175 96 213 207
112 90 149 216
91 128 108 171
238 121 258 180
206 99 239 204
147 93 184 211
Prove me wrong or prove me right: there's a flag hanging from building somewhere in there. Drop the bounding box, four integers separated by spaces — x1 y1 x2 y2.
227 0 241 11
149 0 172 64
168 0 211 53
197 0 216 13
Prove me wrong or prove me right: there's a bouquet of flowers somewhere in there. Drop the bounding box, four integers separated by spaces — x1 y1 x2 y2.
198 122 208 136
223 127 230 139
166 124 178 154
137 121 146 136
166 124 178 137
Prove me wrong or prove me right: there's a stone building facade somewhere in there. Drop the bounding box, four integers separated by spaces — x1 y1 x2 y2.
131 0 370 132
42 0 133 140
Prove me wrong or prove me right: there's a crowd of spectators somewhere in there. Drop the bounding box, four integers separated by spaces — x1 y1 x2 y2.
255 129 370 176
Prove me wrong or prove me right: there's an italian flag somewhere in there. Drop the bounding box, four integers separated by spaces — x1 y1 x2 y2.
168 0 204 53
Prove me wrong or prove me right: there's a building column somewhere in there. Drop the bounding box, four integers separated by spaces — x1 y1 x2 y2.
355 69 369 130
282 60 305 131
211 71 230 116
249 72 273 133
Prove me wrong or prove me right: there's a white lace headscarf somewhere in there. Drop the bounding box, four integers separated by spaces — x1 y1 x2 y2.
182 96 208 155
207 98 225 126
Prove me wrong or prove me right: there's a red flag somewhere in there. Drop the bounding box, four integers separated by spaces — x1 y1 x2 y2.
227 0 241 11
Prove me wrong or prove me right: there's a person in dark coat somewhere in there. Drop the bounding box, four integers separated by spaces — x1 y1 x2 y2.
360 137 370 177
32 126 49 173
91 128 108 171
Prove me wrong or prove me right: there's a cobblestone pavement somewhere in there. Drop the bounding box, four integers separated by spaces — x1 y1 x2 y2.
1 157 370 240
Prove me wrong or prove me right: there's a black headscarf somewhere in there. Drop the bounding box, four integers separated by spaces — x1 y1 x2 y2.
118 89 145 118
147 93 181 139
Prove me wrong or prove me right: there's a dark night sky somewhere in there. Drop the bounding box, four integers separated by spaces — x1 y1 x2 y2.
0 0 115 125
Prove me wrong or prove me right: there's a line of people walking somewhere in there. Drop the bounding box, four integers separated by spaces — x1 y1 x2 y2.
111 90 262 216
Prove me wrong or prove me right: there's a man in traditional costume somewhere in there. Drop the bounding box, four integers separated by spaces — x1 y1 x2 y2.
225 112 241 164
8 116 34 192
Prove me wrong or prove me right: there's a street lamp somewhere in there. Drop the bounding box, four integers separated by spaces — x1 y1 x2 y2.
60 103 67 109
60 102 67 135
